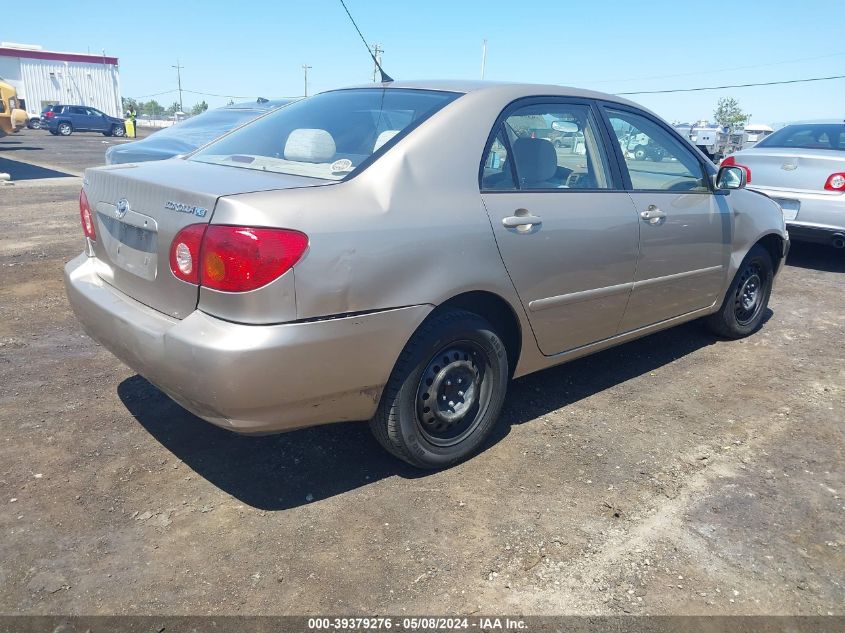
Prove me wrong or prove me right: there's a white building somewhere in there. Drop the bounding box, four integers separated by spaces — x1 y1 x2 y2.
0 42 121 120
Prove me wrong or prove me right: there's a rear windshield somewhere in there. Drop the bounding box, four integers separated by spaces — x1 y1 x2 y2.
756 123 845 151
189 88 461 180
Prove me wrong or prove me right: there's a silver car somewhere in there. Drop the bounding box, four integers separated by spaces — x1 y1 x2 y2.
65 81 789 468
727 120 845 249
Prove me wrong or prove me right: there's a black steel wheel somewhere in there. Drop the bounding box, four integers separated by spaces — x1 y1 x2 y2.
370 309 509 469
705 244 774 339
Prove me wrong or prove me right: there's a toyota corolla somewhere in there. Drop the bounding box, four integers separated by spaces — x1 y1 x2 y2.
65 81 789 468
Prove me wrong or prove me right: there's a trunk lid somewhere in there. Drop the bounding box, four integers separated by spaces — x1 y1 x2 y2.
734 148 845 193
85 159 329 318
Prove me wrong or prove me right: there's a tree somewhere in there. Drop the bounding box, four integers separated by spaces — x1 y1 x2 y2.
166 101 181 116
121 97 138 113
142 100 164 117
713 97 751 134
191 101 209 115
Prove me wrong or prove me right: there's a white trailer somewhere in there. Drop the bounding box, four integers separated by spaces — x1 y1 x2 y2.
674 120 729 160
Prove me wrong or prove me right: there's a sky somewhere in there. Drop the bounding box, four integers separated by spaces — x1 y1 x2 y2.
4 0 844 125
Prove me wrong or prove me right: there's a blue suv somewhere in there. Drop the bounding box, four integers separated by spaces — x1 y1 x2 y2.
42 105 125 137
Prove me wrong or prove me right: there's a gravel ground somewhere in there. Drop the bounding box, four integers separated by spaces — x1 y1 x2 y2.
0 132 843 616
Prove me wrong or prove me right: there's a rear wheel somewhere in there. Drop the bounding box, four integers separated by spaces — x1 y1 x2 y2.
57 122 72 136
633 145 647 160
370 309 509 469
705 244 773 339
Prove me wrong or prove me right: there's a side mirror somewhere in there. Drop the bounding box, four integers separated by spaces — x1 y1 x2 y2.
716 165 747 191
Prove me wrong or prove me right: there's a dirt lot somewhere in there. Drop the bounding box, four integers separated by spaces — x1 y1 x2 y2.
0 131 843 616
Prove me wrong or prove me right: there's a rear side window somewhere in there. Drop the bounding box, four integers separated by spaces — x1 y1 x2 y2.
481 102 611 191
605 109 709 192
756 124 845 151
190 88 461 180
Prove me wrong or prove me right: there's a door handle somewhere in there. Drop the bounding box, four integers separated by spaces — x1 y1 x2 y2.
502 213 543 228
640 205 666 224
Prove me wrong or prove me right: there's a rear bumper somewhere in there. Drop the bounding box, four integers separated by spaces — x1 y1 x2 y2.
65 254 431 434
749 185 845 244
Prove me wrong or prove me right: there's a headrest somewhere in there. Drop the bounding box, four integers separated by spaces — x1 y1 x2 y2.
374 130 399 152
512 137 558 184
284 129 336 163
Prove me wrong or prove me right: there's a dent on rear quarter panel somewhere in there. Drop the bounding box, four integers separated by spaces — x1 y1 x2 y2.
215 89 542 376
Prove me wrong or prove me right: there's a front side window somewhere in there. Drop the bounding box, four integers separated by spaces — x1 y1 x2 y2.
482 102 611 190
190 88 461 180
606 109 709 192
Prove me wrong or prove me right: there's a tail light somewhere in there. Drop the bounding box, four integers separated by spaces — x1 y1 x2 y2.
721 156 752 183
44 111 55 118
824 172 845 191
79 189 96 240
170 225 308 292
169 224 207 284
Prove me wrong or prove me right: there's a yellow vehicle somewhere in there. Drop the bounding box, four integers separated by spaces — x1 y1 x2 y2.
0 78 27 138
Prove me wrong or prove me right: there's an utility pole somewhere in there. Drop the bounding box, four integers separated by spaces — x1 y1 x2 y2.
371 43 383 83
302 64 312 97
481 39 487 80
171 59 184 113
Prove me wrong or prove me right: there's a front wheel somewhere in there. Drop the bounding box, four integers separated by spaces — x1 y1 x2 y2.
111 124 125 137
705 244 773 339
57 122 72 136
370 309 509 469
29 119 41 130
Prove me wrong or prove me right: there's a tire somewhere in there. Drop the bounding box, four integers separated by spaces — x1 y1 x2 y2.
634 145 647 161
29 119 41 130
111 124 125 137
370 309 509 469
57 122 72 136
705 244 773 339
554 140 562 149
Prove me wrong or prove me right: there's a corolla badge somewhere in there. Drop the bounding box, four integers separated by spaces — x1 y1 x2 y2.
115 198 129 218
165 200 208 218
781 162 798 171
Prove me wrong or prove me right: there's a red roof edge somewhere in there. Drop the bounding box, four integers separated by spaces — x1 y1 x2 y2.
0 47 119 65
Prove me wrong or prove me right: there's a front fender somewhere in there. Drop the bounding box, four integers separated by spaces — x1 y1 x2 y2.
726 188 788 279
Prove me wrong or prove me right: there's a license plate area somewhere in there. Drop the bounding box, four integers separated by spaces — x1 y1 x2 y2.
772 197 800 221
97 211 159 281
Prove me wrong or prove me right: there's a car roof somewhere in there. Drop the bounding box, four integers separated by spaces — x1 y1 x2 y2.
781 119 845 125
332 79 643 109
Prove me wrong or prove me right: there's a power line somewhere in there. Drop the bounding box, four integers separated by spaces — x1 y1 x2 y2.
589 50 845 85
617 74 845 95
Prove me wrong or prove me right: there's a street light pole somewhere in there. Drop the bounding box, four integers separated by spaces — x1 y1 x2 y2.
302 64 312 97
171 59 184 113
